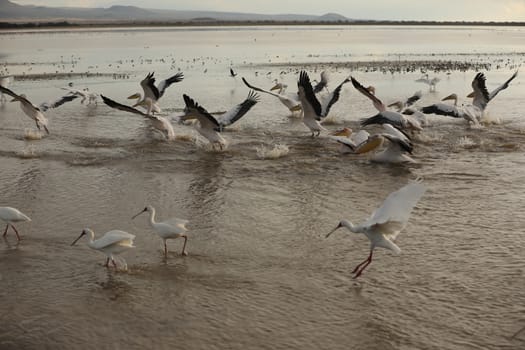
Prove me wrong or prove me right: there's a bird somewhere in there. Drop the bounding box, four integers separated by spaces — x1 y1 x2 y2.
242 77 302 114
178 91 259 149
71 228 136 268
351 77 422 132
61 87 99 105
416 73 440 91
468 71 518 117
420 93 478 124
0 206 31 241
326 181 426 278
0 75 12 104
132 205 189 257
0 86 78 134
329 127 370 154
313 70 330 93
101 95 175 141
297 70 350 136
387 91 422 112
354 124 415 163
128 71 184 114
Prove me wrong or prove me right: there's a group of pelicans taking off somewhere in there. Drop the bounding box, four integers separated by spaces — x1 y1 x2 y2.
0 67 519 163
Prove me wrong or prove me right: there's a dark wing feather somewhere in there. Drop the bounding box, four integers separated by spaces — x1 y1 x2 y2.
101 95 149 118
297 71 322 119
313 71 329 93
141 72 160 100
39 94 78 112
383 134 413 154
471 73 490 111
0 85 36 108
230 68 237 77
241 77 280 98
157 72 184 98
489 70 518 101
420 104 463 118
182 94 220 128
321 77 350 117
351 77 386 112
217 90 259 130
361 114 403 128
405 91 422 107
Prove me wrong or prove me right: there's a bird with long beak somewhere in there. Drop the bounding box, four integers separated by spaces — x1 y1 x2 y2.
128 71 184 114
326 181 426 278
329 127 370 154
71 228 136 268
420 93 478 124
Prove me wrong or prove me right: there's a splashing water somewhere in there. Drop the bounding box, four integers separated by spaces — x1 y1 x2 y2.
456 136 477 148
256 144 290 159
23 129 43 140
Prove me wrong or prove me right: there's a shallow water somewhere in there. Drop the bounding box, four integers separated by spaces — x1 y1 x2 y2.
1 26 525 350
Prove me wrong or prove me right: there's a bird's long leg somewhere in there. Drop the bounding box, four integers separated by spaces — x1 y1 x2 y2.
111 258 117 268
352 249 374 279
104 257 110 267
10 224 21 241
164 240 168 258
3 224 9 237
181 236 188 256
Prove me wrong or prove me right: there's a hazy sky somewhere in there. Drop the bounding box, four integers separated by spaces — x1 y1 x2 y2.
10 0 525 21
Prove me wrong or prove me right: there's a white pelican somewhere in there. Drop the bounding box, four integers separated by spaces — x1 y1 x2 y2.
351 77 422 132
326 181 426 278
61 87 99 105
128 71 184 113
354 124 415 164
101 95 175 141
469 71 518 114
313 70 330 93
420 93 478 124
297 71 350 136
132 205 189 257
0 206 31 242
71 228 136 268
329 127 370 154
242 77 302 114
0 85 78 134
416 73 440 91
179 91 259 148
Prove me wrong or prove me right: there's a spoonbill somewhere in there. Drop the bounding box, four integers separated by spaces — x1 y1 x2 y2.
0 206 31 241
71 228 135 268
326 181 426 278
132 205 189 257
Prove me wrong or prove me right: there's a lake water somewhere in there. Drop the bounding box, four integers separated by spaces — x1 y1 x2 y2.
0 25 524 350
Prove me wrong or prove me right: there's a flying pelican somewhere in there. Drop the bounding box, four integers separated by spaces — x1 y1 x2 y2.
178 91 259 148
0 206 31 242
313 70 330 93
242 77 302 114
351 77 422 132
128 71 184 113
329 127 370 154
297 70 350 136
420 93 478 124
416 73 440 91
132 205 189 257
354 124 415 164
61 87 99 105
101 95 175 141
469 71 518 116
326 181 426 278
0 86 78 134
71 228 136 268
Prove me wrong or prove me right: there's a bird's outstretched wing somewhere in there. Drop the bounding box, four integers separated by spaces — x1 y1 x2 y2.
364 182 426 232
242 77 281 98
157 72 184 99
351 77 386 112
471 72 490 111
182 94 220 130
0 85 36 108
320 77 350 117
313 70 329 93
489 70 518 101
405 91 422 107
39 94 78 112
217 90 260 130
101 95 150 118
330 136 356 152
141 72 160 101
297 71 322 120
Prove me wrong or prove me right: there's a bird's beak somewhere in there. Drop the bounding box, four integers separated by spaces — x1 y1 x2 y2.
71 232 84 246
441 94 456 101
290 105 302 112
127 93 141 99
132 208 147 220
466 91 475 98
270 84 280 91
326 223 342 238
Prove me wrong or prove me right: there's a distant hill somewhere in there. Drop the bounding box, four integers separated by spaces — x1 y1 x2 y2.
0 0 353 23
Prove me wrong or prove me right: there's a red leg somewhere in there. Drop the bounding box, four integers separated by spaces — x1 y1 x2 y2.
181 236 188 256
10 224 21 241
3 224 9 237
352 256 372 274
353 250 374 279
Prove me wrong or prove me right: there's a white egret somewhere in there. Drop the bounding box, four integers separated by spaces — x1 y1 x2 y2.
0 86 78 134
351 77 422 132
71 228 135 268
326 181 426 278
132 205 189 257
0 206 31 241
297 70 350 136
101 95 175 141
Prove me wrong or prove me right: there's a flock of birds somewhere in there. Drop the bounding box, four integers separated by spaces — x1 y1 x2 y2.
0 66 519 277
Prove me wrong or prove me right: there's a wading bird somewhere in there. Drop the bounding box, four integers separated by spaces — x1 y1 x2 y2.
0 206 31 241
326 181 426 278
132 205 189 257
71 228 135 268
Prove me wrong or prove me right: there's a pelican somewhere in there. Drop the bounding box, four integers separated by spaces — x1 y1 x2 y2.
354 124 415 163
242 77 302 114
326 181 426 278
420 93 478 124
0 206 31 241
313 70 330 93
101 95 175 141
416 73 440 91
329 127 370 154
132 205 189 257
469 71 518 116
61 87 99 105
128 71 184 113
351 77 422 132
297 71 350 136
0 86 78 134
71 228 136 268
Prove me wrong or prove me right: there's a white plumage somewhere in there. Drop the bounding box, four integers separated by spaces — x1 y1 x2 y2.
0 206 31 241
